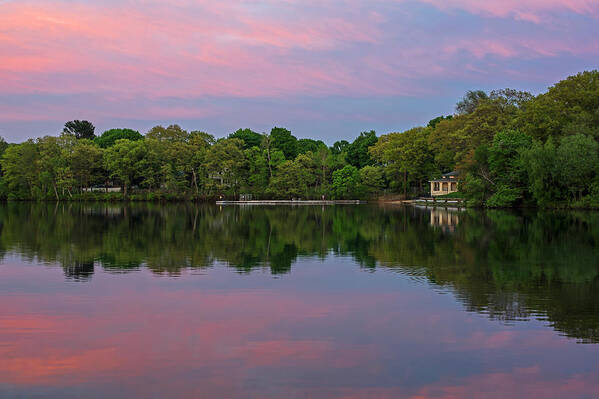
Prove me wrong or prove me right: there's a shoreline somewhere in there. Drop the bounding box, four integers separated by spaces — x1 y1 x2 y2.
2 199 599 210
215 200 365 205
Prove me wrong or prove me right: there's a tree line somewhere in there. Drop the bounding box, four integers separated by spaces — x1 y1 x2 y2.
1 70 597 206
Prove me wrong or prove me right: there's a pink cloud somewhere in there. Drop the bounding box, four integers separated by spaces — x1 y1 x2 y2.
0 0 387 101
419 0 599 21
0 0 597 131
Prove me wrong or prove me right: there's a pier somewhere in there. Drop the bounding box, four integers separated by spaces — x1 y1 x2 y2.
215 200 365 205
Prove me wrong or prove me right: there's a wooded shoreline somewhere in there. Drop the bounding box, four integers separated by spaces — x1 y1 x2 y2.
1 71 598 209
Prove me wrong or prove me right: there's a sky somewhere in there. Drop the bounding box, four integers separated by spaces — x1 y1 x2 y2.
0 0 598 143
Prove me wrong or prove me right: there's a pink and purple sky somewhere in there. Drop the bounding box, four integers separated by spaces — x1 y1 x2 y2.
1 0 598 142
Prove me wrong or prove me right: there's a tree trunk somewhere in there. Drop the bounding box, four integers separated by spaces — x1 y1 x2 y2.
192 170 199 195
267 148 273 178
53 182 59 201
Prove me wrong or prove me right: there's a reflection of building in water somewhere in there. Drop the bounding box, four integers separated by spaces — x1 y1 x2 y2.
430 208 460 231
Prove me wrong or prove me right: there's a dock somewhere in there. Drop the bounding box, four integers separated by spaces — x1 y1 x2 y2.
215 200 365 205
411 197 466 207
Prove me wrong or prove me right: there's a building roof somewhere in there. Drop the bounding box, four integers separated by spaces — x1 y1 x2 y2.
442 171 459 178
429 178 456 183
429 171 459 183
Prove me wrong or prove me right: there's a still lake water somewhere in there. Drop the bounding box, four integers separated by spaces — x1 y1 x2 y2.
1 203 598 398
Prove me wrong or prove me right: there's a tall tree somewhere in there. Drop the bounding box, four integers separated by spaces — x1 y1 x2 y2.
229 128 262 149
332 165 362 199
268 160 308 198
103 139 147 197
270 127 298 160
371 127 435 196
346 130 377 169
203 138 247 195
69 140 104 191
360 166 385 196
297 138 326 155
517 71 599 140
63 120 96 140
146 125 189 142
455 90 488 115
95 128 143 148
1 140 39 198
331 140 349 156
427 115 453 129
555 134 599 201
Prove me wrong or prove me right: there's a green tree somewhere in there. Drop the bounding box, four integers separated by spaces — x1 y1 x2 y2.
37 136 66 200
1 141 39 198
95 128 143 148
103 139 147 197
464 130 533 207
521 138 561 207
346 130 377 169
268 160 308 198
146 124 189 142
517 71 599 140
297 139 326 155
204 138 247 195
270 127 298 160
245 147 270 195
370 127 435 196
555 134 599 201
332 165 362 199
229 128 262 149
456 90 488 114
188 131 215 194
331 140 349 156
69 140 104 191
428 97 518 170
360 166 385 196
427 115 453 129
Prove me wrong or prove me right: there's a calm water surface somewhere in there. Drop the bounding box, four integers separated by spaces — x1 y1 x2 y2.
1 204 599 398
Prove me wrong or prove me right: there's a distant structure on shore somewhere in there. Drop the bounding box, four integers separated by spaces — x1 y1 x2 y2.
429 172 459 197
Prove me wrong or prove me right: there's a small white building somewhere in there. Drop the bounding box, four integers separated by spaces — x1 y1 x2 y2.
429 172 459 197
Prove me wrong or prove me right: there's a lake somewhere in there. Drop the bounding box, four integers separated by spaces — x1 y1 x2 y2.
1 203 598 398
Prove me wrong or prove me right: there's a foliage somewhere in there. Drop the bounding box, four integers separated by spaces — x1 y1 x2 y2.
63 120 96 140
268 160 308 198
297 138 326 155
331 140 349 156
463 129 532 207
103 139 147 196
427 115 453 129
204 138 247 195
346 130 377 169
229 128 262 149
360 166 385 196
0 71 597 205
1 140 39 199
455 90 488 114
95 128 143 148
517 71 599 141
270 127 298 160
332 165 362 199
370 127 434 195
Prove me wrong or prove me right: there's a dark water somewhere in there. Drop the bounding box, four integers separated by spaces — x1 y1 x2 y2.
1 203 599 398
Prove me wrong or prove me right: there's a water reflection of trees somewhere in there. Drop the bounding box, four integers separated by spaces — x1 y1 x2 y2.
0 203 598 342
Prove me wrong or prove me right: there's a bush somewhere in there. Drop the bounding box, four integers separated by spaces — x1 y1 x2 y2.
486 185 521 208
